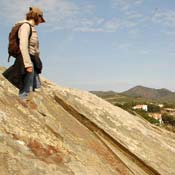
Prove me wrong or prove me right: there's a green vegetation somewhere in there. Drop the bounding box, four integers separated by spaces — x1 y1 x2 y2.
91 88 175 132
114 102 160 124
135 109 159 124
163 102 175 108
114 101 136 110
147 104 160 112
162 114 175 127
114 102 136 115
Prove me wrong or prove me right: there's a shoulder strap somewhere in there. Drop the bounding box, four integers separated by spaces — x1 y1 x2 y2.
20 22 32 39
26 22 32 39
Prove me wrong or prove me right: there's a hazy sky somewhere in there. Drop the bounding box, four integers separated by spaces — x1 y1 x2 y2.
0 0 175 92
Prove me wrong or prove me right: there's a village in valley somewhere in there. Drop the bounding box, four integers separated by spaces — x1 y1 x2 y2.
132 103 175 125
118 101 175 132
91 87 175 132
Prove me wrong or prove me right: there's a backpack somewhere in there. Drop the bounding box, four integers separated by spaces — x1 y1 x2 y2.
8 22 32 62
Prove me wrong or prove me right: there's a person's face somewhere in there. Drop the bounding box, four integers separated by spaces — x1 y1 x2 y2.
35 15 43 25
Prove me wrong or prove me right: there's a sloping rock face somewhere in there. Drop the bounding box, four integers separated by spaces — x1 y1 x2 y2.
0 66 175 175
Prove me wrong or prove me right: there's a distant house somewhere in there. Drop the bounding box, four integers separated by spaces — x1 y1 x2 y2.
148 113 163 124
158 104 164 108
148 113 162 120
132 104 148 111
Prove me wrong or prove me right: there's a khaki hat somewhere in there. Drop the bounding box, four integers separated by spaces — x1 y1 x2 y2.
29 7 46 23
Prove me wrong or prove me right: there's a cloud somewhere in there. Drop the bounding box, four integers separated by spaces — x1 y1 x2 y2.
102 18 122 32
0 0 144 33
117 43 132 49
73 17 138 33
73 27 104 33
0 0 90 28
109 0 147 34
111 0 145 24
112 0 144 11
0 0 145 34
152 9 175 27
139 49 151 55
149 9 175 37
0 0 32 21
124 10 144 20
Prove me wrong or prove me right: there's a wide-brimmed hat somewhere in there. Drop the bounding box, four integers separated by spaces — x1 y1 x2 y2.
29 7 46 23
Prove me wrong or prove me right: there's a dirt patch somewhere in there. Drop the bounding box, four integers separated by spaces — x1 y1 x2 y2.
27 139 63 164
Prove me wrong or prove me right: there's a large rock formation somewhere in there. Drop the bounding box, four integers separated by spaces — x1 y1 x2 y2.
0 66 175 175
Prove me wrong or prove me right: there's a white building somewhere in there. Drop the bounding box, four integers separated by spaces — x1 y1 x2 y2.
132 104 148 111
158 104 164 108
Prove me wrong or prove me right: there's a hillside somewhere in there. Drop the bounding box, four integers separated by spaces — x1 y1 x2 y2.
0 67 175 175
122 85 175 103
92 86 175 105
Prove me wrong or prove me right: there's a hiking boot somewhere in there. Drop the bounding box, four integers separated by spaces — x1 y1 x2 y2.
26 99 38 109
17 98 28 108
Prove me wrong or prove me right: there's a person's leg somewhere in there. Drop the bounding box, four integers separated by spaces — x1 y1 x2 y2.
33 71 41 91
19 70 34 99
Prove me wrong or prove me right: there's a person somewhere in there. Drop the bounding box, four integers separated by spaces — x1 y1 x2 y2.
4 7 45 100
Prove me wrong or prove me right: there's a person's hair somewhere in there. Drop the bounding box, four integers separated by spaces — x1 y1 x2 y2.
26 11 40 24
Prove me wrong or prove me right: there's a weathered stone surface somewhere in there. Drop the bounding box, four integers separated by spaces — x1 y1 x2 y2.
0 66 175 175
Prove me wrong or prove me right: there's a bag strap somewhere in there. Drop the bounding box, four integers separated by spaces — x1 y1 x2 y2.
24 22 32 40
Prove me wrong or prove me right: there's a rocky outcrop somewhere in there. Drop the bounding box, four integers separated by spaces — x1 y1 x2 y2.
0 66 175 175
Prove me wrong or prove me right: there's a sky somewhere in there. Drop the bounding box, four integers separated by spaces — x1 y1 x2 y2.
0 0 175 92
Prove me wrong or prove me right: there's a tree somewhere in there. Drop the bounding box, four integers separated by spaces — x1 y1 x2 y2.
162 114 175 127
148 104 160 112
136 109 159 124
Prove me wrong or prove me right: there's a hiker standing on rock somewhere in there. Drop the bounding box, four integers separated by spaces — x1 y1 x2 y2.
3 7 45 99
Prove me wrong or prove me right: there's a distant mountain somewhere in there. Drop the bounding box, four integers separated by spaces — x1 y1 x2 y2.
90 90 117 97
91 85 175 104
120 85 175 104
121 85 173 99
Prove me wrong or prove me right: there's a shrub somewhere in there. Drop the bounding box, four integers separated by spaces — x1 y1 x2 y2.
147 104 160 112
162 114 175 127
135 109 159 124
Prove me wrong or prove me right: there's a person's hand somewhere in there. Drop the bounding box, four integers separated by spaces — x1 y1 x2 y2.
26 67 33 73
